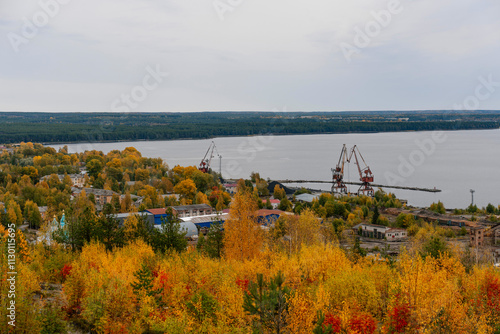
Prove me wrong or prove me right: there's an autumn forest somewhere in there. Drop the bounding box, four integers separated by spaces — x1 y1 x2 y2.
0 142 499 334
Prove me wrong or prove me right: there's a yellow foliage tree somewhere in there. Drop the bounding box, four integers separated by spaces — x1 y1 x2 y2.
195 191 210 205
285 209 322 253
223 191 263 261
174 179 197 202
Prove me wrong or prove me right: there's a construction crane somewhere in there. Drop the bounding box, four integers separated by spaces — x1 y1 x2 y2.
199 141 221 174
348 145 374 197
331 144 349 194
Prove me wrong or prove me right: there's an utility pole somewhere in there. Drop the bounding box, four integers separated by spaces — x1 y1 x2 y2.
470 189 475 206
219 155 222 178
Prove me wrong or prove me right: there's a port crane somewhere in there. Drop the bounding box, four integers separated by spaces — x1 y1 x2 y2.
331 144 349 194
199 141 221 174
331 144 374 196
349 145 374 196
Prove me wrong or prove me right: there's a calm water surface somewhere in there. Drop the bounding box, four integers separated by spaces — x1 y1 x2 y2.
51 129 500 209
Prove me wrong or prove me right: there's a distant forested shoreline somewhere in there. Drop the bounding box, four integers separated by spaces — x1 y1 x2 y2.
0 111 499 144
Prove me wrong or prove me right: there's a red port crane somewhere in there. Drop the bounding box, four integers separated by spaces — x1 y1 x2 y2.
348 145 374 196
199 141 221 174
331 144 374 197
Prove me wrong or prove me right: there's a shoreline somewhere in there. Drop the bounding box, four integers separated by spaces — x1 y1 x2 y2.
44 127 500 146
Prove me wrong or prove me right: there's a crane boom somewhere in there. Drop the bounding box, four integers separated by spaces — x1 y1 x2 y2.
199 141 220 173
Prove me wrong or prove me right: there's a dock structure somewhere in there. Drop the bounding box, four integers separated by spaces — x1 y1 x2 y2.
274 180 441 193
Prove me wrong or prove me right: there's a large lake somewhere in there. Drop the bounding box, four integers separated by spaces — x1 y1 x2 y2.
51 129 500 209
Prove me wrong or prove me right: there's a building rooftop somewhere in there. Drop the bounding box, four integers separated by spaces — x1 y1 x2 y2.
295 193 320 203
114 212 153 219
257 209 285 216
146 208 167 215
182 213 229 225
386 228 407 233
72 187 117 196
172 204 212 211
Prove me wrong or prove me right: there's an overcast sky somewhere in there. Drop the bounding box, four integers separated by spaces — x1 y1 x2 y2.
1 0 499 112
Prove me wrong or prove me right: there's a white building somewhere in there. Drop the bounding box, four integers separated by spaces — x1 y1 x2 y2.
355 223 407 241
385 228 408 241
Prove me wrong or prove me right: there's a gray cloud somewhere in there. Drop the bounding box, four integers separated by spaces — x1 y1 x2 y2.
1 0 499 112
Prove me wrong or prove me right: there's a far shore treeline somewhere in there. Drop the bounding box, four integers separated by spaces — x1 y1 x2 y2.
0 111 499 144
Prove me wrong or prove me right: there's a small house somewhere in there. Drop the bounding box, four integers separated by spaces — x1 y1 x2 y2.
223 183 238 194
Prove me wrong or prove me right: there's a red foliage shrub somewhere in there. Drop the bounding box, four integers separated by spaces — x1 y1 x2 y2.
324 313 342 333
236 278 249 292
477 272 500 319
348 312 376 334
157 271 171 290
387 302 411 333
60 264 72 281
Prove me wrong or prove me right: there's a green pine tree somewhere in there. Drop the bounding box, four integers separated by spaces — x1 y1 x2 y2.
130 263 159 297
313 311 334 334
243 271 291 334
197 232 206 252
203 221 224 259
371 206 380 225
151 208 187 253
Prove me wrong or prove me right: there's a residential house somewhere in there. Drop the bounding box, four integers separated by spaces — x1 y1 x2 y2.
223 183 238 194
269 199 280 209
72 187 118 207
41 173 85 187
120 194 144 208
